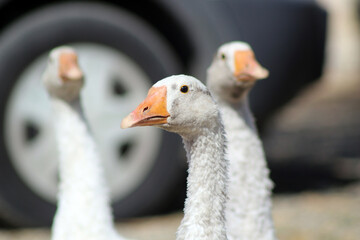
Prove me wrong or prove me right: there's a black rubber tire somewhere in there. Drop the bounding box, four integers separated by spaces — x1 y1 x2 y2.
0 2 184 227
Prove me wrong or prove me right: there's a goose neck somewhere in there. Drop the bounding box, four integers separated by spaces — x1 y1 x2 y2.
50 96 117 238
218 95 258 133
178 125 228 240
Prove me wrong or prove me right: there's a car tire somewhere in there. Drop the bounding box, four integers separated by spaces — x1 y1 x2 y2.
0 2 184 227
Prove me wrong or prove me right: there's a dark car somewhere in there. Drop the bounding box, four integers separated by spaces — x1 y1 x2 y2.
0 0 326 227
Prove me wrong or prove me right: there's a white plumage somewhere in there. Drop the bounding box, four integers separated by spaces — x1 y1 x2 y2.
122 75 229 240
207 41 277 240
43 46 128 240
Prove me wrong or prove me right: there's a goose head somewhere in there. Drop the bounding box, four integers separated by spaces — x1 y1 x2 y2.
207 41 269 102
42 46 84 102
121 75 219 136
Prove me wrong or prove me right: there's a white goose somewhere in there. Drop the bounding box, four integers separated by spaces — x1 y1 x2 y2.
207 41 277 240
42 46 128 240
121 75 228 240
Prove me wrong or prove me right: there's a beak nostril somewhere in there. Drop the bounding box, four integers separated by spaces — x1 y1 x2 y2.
143 106 149 112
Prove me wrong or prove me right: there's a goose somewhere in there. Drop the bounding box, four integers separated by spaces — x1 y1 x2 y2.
207 41 277 240
42 46 128 240
121 75 228 240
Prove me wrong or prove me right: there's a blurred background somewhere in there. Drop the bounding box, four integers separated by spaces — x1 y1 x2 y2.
0 0 358 239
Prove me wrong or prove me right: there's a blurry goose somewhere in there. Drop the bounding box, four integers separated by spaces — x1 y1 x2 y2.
121 75 228 240
207 41 277 240
43 46 128 240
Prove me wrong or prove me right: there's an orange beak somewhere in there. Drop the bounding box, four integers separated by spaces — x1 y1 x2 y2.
59 52 83 81
234 50 269 81
121 86 170 129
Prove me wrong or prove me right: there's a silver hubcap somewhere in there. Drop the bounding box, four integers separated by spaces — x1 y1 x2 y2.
4 43 161 203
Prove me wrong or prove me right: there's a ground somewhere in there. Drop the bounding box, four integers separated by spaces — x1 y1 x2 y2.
0 183 359 240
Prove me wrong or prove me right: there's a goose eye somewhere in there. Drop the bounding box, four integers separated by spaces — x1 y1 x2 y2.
221 53 226 60
180 85 189 93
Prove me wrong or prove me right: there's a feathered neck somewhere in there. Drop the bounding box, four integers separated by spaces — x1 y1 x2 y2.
68 97 86 121
50 96 119 240
213 92 257 133
212 93 277 240
177 124 228 240
51 96 99 188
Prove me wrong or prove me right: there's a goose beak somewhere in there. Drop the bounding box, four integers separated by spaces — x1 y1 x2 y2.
234 50 269 81
59 52 83 81
121 86 170 129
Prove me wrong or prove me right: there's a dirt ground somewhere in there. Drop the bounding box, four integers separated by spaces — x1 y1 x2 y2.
1 183 359 240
